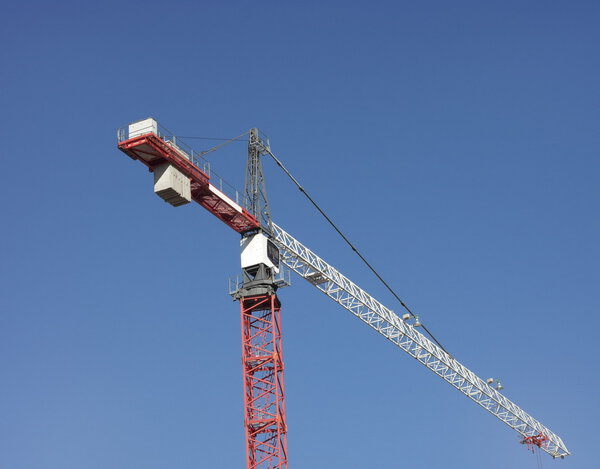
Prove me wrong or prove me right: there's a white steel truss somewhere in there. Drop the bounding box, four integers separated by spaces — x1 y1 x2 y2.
269 222 570 459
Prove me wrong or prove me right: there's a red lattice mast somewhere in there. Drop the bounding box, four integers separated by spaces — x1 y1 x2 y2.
240 294 287 468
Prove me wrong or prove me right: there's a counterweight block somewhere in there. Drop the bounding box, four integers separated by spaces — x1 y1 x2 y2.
153 163 191 207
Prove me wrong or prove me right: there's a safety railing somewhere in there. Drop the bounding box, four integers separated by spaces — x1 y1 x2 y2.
228 266 292 297
118 119 249 210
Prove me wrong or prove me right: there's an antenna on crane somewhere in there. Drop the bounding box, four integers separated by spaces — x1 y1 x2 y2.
245 128 271 228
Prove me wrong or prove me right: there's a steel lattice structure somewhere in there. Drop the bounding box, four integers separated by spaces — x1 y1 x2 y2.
240 294 288 468
268 222 570 459
117 118 570 465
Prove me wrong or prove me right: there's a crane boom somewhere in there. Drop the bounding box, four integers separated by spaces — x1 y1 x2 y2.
268 222 570 459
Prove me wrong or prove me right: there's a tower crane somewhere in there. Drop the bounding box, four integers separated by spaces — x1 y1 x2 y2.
117 118 570 468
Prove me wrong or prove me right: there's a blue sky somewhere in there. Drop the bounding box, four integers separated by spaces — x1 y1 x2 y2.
1 1 598 468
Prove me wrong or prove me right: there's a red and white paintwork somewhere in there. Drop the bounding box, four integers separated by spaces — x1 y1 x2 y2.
118 132 260 233
118 126 572 463
240 294 287 469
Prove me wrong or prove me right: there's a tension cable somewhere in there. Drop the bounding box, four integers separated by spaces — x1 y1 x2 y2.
265 146 451 356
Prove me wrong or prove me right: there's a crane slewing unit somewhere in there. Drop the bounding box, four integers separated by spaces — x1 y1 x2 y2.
117 118 570 463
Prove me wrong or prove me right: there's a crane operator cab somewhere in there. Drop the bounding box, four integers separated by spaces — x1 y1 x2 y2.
239 231 280 296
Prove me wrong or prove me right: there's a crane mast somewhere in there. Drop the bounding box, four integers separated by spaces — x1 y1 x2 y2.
116 118 570 464
235 282 287 468
234 131 288 468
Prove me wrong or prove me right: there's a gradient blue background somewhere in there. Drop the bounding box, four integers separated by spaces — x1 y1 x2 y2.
1 1 598 468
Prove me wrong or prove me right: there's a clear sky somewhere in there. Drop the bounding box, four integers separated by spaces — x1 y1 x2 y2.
1 1 598 468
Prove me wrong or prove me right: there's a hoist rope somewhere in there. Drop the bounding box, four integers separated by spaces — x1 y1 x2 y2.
264 146 452 356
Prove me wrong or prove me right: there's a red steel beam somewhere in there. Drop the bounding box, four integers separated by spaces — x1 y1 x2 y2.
118 133 260 233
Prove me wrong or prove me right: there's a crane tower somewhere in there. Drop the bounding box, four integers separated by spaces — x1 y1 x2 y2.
117 118 570 467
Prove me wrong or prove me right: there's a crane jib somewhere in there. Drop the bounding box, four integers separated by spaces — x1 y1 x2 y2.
267 222 570 459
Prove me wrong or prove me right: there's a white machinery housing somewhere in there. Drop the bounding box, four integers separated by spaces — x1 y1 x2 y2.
129 118 158 139
153 163 191 207
241 232 280 273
